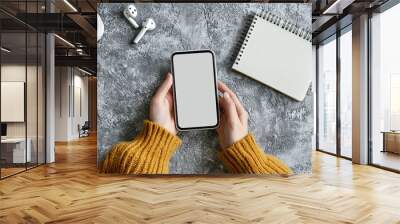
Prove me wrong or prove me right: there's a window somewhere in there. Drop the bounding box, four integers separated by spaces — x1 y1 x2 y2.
318 37 337 154
390 74 400 130
370 3 400 171
0 1 47 179
340 29 352 158
316 25 353 159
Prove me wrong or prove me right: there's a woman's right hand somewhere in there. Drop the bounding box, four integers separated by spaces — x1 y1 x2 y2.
216 82 249 149
149 73 177 135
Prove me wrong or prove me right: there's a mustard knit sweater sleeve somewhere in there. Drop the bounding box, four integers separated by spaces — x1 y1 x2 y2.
219 133 293 175
101 120 181 174
101 121 292 175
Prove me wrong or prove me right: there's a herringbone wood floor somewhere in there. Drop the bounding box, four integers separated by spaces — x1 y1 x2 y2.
1 134 400 224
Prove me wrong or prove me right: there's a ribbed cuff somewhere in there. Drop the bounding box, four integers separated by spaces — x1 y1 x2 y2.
219 133 292 175
131 120 181 174
101 120 181 174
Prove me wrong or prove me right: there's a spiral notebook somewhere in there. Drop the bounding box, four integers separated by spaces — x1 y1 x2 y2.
232 12 312 101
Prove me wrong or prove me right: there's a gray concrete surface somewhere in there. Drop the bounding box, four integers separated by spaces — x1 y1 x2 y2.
97 3 313 174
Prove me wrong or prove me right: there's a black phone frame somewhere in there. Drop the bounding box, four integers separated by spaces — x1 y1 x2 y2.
171 50 220 131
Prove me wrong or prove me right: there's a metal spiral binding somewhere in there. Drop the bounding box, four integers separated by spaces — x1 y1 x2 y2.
233 12 311 66
233 14 258 66
257 11 312 42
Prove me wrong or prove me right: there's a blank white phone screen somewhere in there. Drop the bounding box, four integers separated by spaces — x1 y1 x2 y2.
173 52 218 129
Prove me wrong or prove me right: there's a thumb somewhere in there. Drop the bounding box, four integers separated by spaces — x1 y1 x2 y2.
154 73 173 99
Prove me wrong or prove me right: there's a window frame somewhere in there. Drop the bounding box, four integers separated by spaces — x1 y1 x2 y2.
0 0 48 180
315 24 353 161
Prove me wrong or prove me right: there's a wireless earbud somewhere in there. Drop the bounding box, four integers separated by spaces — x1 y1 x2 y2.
97 14 104 42
133 18 156 44
123 4 139 29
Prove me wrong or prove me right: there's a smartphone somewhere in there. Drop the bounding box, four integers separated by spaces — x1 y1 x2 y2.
171 50 219 131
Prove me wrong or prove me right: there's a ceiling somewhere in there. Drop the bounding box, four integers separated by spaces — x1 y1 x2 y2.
0 0 101 74
0 0 165 75
1 32 45 65
312 0 391 44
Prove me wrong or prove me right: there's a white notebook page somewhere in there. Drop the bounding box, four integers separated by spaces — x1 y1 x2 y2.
232 15 312 101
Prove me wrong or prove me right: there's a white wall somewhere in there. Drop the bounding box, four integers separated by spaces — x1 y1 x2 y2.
1 65 26 137
72 73 89 138
55 66 69 141
54 67 89 141
1 82 25 122
1 64 46 164
1 65 41 138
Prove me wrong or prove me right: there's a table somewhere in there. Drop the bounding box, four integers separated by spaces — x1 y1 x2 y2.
382 131 400 154
1 138 32 164
97 3 313 174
